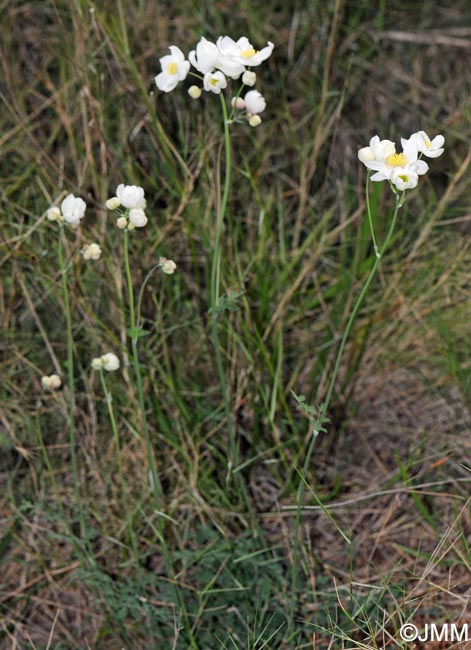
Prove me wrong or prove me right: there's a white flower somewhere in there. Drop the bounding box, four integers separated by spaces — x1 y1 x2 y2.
203 71 227 94
116 184 146 210
390 167 419 190
216 36 274 67
61 194 86 226
128 208 148 228
116 216 128 229
101 353 120 372
106 197 121 210
188 85 202 99
160 258 177 274
188 37 220 74
358 135 395 165
410 130 445 158
244 90 266 115
363 137 428 183
155 46 190 93
242 70 257 86
248 115 262 127
189 37 245 79
41 374 62 390
47 206 62 222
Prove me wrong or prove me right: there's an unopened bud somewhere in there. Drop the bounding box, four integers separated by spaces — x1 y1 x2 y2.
106 197 121 210
161 259 177 274
248 114 262 127
188 85 202 99
231 97 246 110
47 207 62 222
242 71 257 86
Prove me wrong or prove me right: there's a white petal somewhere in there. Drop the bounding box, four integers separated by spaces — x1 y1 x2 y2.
168 45 185 62
178 60 190 80
370 171 389 181
155 72 179 92
358 146 374 163
423 147 444 158
412 159 429 175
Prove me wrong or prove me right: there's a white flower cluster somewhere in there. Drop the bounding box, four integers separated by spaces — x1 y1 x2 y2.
155 36 273 126
106 184 148 229
91 352 120 372
358 131 445 191
47 193 86 226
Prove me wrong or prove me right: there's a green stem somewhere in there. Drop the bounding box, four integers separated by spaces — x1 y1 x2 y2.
123 229 163 505
123 230 197 647
57 225 86 541
99 369 138 559
210 95 239 480
211 94 232 307
365 171 379 258
289 191 403 631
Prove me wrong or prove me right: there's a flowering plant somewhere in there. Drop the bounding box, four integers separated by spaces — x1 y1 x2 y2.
47 193 86 226
155 34 273 127
106 184 148 229
358 130 444 191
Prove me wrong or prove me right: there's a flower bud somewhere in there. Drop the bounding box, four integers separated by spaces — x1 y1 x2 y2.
188 85 202 99
245 90 266 115
161 259 177 274
106 196 121 210
129 208 148 228
61 194 86 226
91 357 103 370
47 206 62 222
41 374 62 390
231 97 246 110
242 71 257 86
248 115 262 127
116 217 128 229
82 243 102 260
101 352 120 372
116 184 146 209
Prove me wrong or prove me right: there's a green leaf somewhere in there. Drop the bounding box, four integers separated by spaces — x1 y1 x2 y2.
126 326 150 339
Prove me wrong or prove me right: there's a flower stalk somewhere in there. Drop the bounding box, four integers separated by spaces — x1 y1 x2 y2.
99 368 138 558
290 190 403 632
123 229 163 506
57 224 86 540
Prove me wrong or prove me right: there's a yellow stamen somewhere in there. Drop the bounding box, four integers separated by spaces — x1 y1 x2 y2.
386 152 408 167
425 139 431 148
398 174 408 182
166 62 178 75
210 78 218 86
241 48 257 58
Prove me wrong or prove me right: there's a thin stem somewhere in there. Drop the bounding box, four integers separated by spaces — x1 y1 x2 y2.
365 171 380 258
210 94 232 307
123 229 163 505
209 95 239 480
122 230 197 648
322 191 402 415
99 369 138 559
289 191 403 631
57 225 86 541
